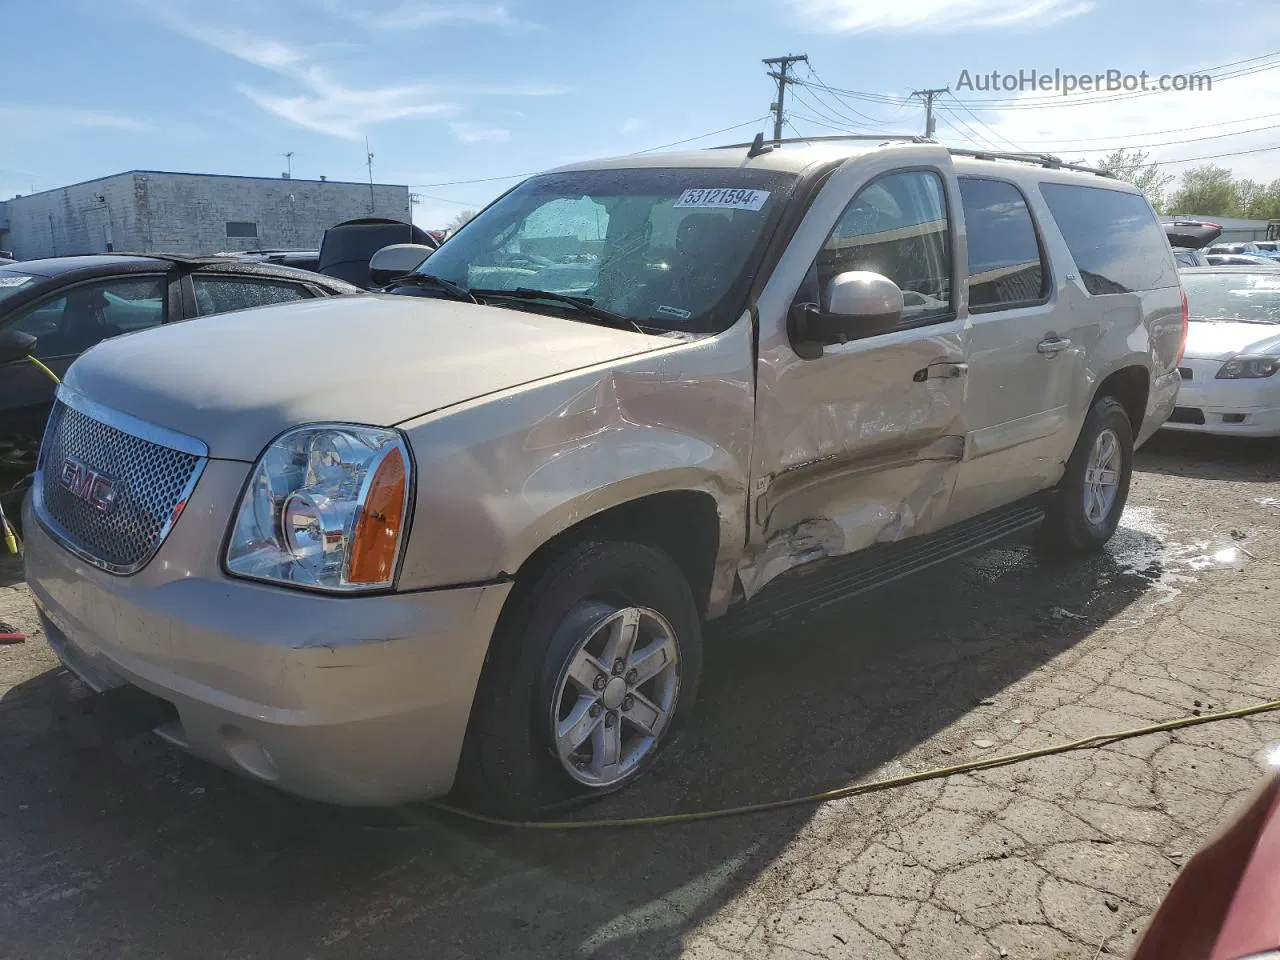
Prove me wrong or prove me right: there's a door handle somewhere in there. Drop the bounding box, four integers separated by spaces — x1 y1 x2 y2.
1037 337 1072 355
913 362 968 382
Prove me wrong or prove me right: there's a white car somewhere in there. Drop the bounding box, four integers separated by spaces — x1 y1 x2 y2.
1168 266 1280 436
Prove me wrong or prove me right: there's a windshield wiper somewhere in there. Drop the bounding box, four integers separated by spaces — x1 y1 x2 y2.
471 287 644 333
386 273 479 304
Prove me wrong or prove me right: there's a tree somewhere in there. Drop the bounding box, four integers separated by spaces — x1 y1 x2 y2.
1097 148 1174 213
1237 178 1280 221
1169 164 1239 217
447 209 477 233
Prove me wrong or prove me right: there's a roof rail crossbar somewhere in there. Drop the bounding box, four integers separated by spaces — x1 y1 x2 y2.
715 133 933 149
947 148 1116 179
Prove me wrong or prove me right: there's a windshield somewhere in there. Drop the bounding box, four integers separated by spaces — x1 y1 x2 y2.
1183 272 1280 323
0 271 39 306
413 167 796 334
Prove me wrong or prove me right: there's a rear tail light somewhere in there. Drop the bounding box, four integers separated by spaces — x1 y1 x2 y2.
1176 288 1190 366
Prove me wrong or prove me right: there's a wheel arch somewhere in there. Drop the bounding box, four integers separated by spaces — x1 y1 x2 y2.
503 487 727 621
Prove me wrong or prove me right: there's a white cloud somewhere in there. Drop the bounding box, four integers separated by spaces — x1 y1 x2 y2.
450 121 511 142
790 0 1093 33
241 68 458 140
352 1 519 29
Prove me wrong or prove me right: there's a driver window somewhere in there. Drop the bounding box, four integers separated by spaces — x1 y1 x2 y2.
816 169 952 324
5 275 166 358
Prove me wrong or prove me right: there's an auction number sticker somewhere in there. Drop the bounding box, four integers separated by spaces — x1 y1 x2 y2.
675 188 770 211
0 275 33 287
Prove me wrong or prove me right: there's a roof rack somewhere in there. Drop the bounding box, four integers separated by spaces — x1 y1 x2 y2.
947 148 1116 179
715 133 932 149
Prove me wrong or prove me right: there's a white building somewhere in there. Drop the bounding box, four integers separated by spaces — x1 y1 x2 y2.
0 170 411 259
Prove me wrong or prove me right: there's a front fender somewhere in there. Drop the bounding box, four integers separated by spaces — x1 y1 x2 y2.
394 320 756 597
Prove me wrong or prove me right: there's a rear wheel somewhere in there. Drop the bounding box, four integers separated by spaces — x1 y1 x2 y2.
454 539 702 818
1041 396 1134 554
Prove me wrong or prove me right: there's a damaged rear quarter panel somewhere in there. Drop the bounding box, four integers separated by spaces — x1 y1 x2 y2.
393 316 756 608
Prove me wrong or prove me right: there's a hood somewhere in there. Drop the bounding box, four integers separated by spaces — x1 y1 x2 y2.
64 294 672 460
1184 319 1280 362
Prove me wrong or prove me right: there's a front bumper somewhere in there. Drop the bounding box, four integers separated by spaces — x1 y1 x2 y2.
1163 360 1280 437
22 472 512 806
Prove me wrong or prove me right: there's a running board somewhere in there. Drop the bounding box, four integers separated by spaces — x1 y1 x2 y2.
719 499 1046 635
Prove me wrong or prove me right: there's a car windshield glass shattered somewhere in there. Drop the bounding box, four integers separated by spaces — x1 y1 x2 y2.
0 271 38 306
1183 272 1280 323
409 167 796 334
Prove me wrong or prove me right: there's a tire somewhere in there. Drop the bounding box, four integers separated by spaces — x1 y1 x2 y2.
453 538 703 819
1040 396 1134 554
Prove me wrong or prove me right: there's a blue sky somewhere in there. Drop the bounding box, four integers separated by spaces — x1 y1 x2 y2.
3 0 1279 228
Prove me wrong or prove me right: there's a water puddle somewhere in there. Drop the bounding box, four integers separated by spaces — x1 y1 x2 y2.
1100 504 1248 626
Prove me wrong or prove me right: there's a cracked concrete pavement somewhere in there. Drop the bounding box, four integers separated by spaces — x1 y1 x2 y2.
1 431 1278 959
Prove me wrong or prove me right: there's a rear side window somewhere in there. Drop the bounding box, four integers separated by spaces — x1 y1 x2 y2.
958 177 1047 310
1039 182 1176 294
192 276 310 316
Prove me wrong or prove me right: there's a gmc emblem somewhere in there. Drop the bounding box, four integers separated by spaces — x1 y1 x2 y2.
58 457 120 513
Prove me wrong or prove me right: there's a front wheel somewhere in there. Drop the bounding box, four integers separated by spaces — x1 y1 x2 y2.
1041 396 1134 554
454 539 702 818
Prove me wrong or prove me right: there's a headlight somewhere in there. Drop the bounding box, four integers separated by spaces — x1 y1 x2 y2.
225 425 412 592
1216 356 1280 379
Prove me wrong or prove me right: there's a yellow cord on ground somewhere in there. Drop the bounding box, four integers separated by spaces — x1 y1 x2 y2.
429 698 1280 830
26 355 59 385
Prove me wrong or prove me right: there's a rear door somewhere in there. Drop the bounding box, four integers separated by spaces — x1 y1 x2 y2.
948 175 1079 519
744 155 969 597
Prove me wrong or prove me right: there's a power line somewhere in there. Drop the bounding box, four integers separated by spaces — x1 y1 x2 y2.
943 92 1025 151
1018 121 1280 156
794 50 1280 114
1154 141 1280 165
1006 111 1280 146
805 64 896 128
632 116 772 154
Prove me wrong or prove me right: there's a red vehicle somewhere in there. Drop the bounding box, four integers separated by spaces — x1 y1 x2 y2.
1133 771 1280 959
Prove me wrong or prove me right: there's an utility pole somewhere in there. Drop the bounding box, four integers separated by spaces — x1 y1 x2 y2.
364 137 375 214
911 87 949 139
281 151 293 178
763 53 808 143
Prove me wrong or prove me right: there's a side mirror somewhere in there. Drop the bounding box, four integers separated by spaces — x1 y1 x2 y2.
0 329 37 365
788 271 904 358
369 244 435 288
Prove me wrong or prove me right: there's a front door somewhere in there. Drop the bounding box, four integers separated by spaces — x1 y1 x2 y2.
742 156 970 599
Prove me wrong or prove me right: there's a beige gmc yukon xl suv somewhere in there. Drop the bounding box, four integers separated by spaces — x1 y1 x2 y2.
17 139 1185 817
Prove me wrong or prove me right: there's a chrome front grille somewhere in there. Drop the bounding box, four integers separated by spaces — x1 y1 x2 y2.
35 389 208 574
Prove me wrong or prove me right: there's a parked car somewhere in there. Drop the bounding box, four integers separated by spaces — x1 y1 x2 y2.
1207 253 1280 267
0 253 359 505
1210 242 1280 259
18 139 1182 816
1164 218 1222 250
1165 265 1280 436
317 217 438 288
1173 247 1210 268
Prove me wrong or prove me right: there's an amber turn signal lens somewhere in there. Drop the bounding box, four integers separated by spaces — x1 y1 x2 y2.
347 446 407 585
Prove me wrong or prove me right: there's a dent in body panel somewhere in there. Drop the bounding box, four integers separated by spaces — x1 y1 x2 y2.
394 317 757 609
742 325 969 600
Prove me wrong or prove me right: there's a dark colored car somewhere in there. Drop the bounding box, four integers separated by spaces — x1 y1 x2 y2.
1165 218 1224 250
0 253 358 502
317 218 438 288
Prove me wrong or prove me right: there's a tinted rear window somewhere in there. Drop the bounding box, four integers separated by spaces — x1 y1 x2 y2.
1039 183 1176 295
